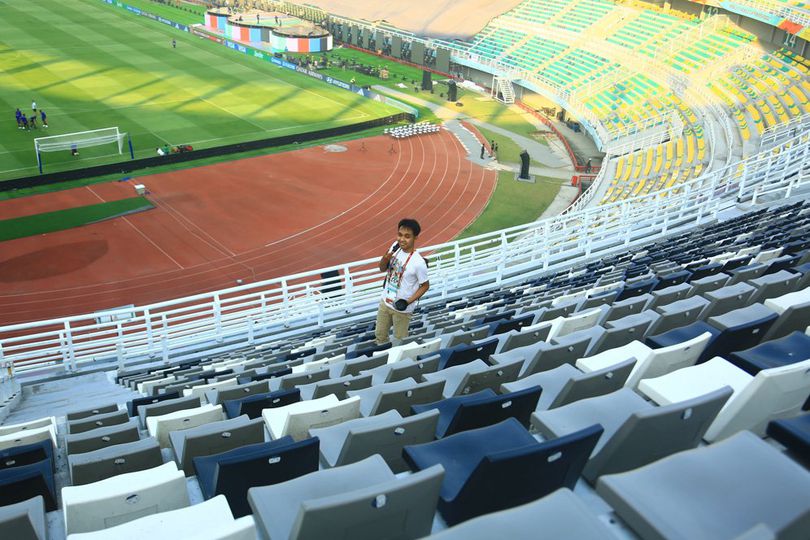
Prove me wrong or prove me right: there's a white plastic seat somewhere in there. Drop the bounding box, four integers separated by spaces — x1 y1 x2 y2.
576 332 712 389
66 495 254 540
0 424 57 453
182 378 238 404
146 404 225 448
262 395 361 441
386 337 442 364
291 354 346 374
423 359 522 398
137 376 175 396
639 357 810 441
62 462 189 535
546 308 602 342
0 416 55 437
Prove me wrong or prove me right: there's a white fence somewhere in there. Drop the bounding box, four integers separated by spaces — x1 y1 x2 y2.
1 132 808 376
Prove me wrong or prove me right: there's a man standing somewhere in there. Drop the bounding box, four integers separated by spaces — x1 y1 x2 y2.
375 218 429 345
40 110 47 127
15 108 22 129
31 99 36 115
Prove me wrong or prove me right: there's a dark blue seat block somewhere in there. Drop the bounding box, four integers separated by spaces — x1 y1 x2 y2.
193 436 320 517
615 278 659 301
654 270 692 290
767 413 810 463
646 321 720 355
438 338 499 370
345 342 392 360
0 458 56 511
412 387 542 438
403 418 603 525
729 332 810 375
127 391 181 417
223 388 300 419
481 310 516 325
241 367 293 385
687 263 723 282
0 440 54 473
488 314 535 337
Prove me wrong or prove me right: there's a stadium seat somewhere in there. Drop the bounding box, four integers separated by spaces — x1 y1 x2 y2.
183 378 238 404
312 409 439 472
146 403 225 448
62 462 189 535
68 437 163 486
0 417 55 437
503 358 635 410
0 424 56 456
436 338 499 370
426 488 613 540
138 395 201 427
496 321 553 353
533 386 731 482
65 420 140 456
423 358 523 398
728 331 810 374
247 455 443 540
0 496 46 540
762 287 810 340
411 387 542 438
767 412 810 462
169 415 265 476
269 368 331 392
126 391 181 417
66 495 255 540
596 432 810 540
638 357 810 441
204 380 270 406
361 356 440 385
403 418 602 525
330 354 387 377
491 333 592 376
262 394 361 441
348 378 445 417
223 388 300 420
0 439 54 474
67 409 130 435
297 373 372 400
194 437 320 518
0 458 56 512
66 404 118 422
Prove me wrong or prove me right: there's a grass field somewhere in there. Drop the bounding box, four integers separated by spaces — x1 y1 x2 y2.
0 0 399 181
0 196 153 241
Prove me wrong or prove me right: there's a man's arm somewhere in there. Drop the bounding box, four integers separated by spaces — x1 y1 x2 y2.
378 251 394 272
406 281 430 305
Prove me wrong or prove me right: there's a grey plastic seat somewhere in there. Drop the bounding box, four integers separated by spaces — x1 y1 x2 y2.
702 282 756 318
491 333 591 377
533 386 731 483
247 455 443 540
138 395 201 428
423 359 522 398
169 415 266 476
649 282 693 310
297 374 372 401
65 420 140 456
0 495 45 540
648 295 710 335
443 326 490 348
762 287 810 340
497 322 552 353
348 378 445 417
601 294 652 323
331 355 386 377
728 263 769 285
269 369 331 391
747 269 802 304
361 356 440 385
204 380 270 406
426 488 616 540
502 358 635 410
68 437 163 486
67 410 130 435
596 431 810 540
66 404 119 422
688 272 730 297
311 409 439 472
569 313 655 356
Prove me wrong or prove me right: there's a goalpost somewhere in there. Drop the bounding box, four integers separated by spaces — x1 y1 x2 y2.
34 127 132 173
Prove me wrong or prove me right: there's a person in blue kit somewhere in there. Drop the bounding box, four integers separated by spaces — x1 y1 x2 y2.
40 110 48 128
15 108 22 129
375 218 430 345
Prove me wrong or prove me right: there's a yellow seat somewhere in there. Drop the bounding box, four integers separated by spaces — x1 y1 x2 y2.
675 137 684 168
643 148 653 177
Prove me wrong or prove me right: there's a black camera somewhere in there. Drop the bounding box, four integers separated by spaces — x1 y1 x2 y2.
394 299 408 311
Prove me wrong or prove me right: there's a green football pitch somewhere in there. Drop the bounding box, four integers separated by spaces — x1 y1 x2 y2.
0 0 399 181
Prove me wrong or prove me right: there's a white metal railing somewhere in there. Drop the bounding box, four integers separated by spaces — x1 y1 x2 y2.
761 112 810 149
2 132 808 375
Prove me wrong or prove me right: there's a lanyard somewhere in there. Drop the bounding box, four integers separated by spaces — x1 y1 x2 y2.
387 250 415 290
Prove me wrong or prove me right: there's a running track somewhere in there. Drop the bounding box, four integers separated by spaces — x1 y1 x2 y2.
0 131 496 325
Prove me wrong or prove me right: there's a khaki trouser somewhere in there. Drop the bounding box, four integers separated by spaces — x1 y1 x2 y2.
375 301 411 344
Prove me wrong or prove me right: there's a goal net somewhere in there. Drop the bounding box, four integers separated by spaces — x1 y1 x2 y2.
35 127 127 154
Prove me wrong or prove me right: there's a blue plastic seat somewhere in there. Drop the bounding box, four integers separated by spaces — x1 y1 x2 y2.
193 436 319 517
0 458 56 511
127 391 180 417
345 342 391 360
238 367 293 385
403 418 602 525
0 439 54 473
767 413 810 462
687 263 723 281
646 303 778 364
438 337 499 370
487 314 534 336
411 387 542 438
615 278 658 301
654 270 692 290
223 388 300 419
729 331 810 375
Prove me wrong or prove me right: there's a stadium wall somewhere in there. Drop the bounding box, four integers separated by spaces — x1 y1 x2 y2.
1 113 412 192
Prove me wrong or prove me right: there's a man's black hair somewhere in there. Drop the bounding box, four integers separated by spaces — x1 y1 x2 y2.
398 218 421 237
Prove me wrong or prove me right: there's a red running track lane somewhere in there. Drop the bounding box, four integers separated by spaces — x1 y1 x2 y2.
0 131 496 325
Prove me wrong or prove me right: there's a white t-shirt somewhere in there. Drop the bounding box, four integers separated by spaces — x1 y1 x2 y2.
381 248 428 313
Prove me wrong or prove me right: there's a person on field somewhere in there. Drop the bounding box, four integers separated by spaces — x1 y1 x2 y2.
375 218 429 345
29 114 37 129
15 108 22 129
31 100 37 114
21 113 29 130
172 39 176 49
40 110 47 127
